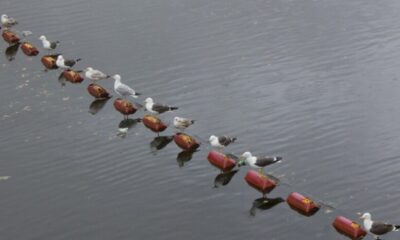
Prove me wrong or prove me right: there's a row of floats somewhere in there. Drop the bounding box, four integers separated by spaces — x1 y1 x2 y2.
3 26 367 240
208 150 367 240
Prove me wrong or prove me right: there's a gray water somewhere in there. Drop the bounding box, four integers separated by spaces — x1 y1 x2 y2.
1 0 400 239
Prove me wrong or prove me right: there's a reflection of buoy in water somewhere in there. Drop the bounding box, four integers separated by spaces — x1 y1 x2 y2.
176 150 196 167
41 54 60 70
143 115 167 133
113 98 137 116
5 42 20 61
63 70 84 83
244 170 277 195
20 42 39 56
173 133 200 151
2 30 20 44
332 216 367 240
286 192 320 216
207 151 236 172
87 83 111 99
214 169 238 188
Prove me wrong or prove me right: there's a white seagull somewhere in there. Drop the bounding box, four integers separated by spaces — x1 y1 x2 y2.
39 35 60 50
209 135 236 149
1 14 18 27
144 98 178 114
361 212 400 240
173 116 195 131
238 151 282 174
56 55 81 69
113 74 141 99
84 67 110 81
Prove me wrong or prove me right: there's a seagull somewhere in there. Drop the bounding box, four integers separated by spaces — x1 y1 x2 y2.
1 14 18 27
361 212 400 240
209 135 236 149
56 55 81 69
84 67 110 81
39 35 60 50
144 98 178 114
113 74 140 99
173 116 195 131
238 151 282 174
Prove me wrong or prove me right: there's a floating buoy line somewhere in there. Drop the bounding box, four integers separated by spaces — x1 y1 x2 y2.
1 15 398 240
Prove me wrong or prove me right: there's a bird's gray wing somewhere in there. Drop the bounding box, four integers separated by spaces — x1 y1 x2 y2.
91 70 107 79
50 42 58 49
116 83 135 95
218 136 233 146
370 222 395 235
255 157 278 167
64 59 76 67
152 104 170 114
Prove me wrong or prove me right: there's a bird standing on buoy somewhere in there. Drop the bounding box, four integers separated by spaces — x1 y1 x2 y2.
209 135 236 150
173 116 195 131
361 212 400 240
144 98 178 114
238 151 282 174
1 14 18 27
112 74 141 99
39 35 60 50
56 55 81 69
84 67 110 81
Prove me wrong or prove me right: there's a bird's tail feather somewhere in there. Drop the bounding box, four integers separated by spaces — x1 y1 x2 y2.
136 92 142 96
76 58 82 62
170 107 178 111
395 225 400 231
231 137 237 143
55 41 60 44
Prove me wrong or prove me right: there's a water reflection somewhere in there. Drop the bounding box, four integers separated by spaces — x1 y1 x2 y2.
249 197 285 217
57 71 66 87
213 169 239 188
5 43 20 61
116 118 142 138
176 150 197 167
89 98 111 115
150 135 173 152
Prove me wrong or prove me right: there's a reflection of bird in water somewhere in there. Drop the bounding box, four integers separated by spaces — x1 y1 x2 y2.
119 118 142 129
176 150 196 167
5 42 20 61
173 116 195 131
89 98 110 115
150 136 174 152
39 35 60 50
250 197 285 216
213 170 239 188
57 71 66 86
117 128 128 138
361 212 400 240
238 151 282 175
1 14 18 27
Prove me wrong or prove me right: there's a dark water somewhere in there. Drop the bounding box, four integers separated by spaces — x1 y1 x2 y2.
1 0 400 239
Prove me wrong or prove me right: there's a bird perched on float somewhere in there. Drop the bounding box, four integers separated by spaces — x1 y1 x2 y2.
209 135 236 150
112 74 141 99
360 212 400 240
84 67 110 81
1 14 18 27
56 55 81 69
238 151 282 174
173 116 195 131
144 98 178 114
39 35 60 50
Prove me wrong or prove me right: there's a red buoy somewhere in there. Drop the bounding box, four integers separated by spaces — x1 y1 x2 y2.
2 30 20 44
332 216 367 240
143 115 168 133
207 151 236 172
286 192 320 216
41 55 59 70
63 70 84 83
113 98 137 116
244 170 277 195
20 42 39 56
173 133 200 151
87 83 111 99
